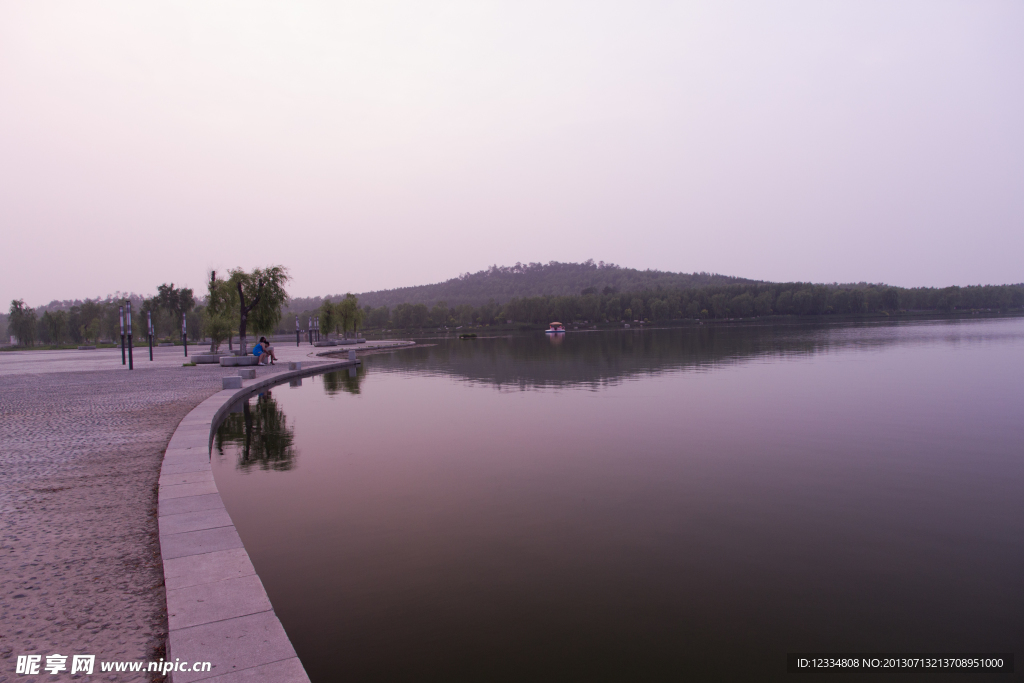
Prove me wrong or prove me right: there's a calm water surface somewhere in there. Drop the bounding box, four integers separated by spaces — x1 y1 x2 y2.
213 319 1024 681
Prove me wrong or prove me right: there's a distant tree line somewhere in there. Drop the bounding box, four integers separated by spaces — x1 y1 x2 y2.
5 287 204 348
293 282 1023 332
317 294 365 338
7 265 1023 347
5 266 290 350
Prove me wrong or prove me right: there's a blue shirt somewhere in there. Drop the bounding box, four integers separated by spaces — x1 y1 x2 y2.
252 343 264 357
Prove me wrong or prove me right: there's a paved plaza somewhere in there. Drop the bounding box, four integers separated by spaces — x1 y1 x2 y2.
0 342 407 681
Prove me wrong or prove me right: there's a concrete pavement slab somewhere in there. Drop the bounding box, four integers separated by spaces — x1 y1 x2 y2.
163 548 256 591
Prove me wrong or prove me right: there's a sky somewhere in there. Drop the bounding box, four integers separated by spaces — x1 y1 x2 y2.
1 1 1022 306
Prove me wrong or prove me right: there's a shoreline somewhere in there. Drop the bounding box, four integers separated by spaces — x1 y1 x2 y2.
158 358 360 682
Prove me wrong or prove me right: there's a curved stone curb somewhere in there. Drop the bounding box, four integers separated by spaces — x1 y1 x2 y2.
159 359 358 682
315 340 416 357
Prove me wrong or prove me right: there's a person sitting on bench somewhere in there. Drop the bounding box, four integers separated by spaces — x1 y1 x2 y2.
254 337 277 365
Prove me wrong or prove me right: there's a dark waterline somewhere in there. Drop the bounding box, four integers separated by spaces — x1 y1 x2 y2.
213 319 1024 681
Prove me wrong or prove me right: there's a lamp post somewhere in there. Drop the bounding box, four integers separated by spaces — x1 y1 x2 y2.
148 311 153 361
308 317 312 345
182 313 188 357
295 316 300 347
119 306 126 365
126 300 134 370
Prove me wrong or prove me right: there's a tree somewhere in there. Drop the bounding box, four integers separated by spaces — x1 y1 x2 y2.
649 298 670 321
336 293 359 337
365 305 389 329
710 294 729 318
430 301 449 327
629 298 644 321
392 303 412 328
155 283 196 335
205 271 239 351
882 287 900 311
84 318 101 343
8 300 36 346
410 303 429 327
729 293 754 318
753 290 773 316
606 298 622 321
352 305 365 336
319 299 338 336
793 289 814 315
229 266 290 353
455 303 474 326
41 310 69 345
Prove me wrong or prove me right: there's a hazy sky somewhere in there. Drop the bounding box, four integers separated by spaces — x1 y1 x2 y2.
2 1 1022 305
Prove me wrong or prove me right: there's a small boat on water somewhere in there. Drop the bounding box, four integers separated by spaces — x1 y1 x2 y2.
545 322 566 334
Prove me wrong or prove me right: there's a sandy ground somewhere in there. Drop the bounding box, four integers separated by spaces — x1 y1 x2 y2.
0 342 412 682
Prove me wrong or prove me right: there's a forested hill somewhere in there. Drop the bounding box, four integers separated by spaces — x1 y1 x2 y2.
288 261 752 311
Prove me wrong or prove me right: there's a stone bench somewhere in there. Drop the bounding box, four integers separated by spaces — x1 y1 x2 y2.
192 354 228 365
77 345 97 350
220 356 259 367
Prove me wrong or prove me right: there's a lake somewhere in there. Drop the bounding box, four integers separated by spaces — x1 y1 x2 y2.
213 318 1024 681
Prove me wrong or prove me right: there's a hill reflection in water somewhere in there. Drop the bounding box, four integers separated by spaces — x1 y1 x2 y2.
369 319 1009 389
211 319 1024 682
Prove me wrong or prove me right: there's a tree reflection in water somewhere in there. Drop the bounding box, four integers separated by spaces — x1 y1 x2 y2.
215 390 297 472
322 365 364 396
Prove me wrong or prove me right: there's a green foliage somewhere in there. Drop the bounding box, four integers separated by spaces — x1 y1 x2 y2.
319 299 338 335
83 317 101 343
340 260 752 309
430 301 449 327
185 308 205 342
8 300 36 346
352 301 365 334
231 266 290 335
204 271 239 351
342 281 1024 330
156 284 195 319
336 293 360 336
40 310 69 344
266 261 1024 334
228 265 290 352
364 305 390 329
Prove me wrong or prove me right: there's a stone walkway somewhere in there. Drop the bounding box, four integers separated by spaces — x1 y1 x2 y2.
0 342 409 682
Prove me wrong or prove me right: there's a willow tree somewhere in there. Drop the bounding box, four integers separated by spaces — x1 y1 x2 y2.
204 271 239 352
351 304 365 337
229 266 290 353
336 293 359 338
8 300 36 347
319 299 337 337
